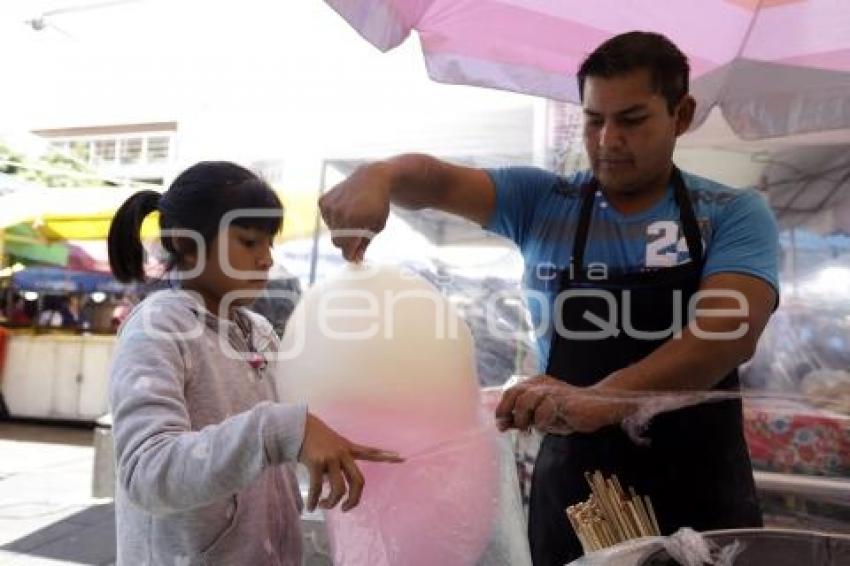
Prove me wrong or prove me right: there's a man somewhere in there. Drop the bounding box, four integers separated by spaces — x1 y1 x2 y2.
319 32 778 565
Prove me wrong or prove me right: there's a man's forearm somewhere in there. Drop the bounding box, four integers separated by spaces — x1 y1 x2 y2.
371 153 448 211
496 331 751 435
369 153 495 226
320 152 494 260
599 274 772 394
597 326 755 393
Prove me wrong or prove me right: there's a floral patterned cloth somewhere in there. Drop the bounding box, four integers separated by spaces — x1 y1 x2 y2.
744 403 850 477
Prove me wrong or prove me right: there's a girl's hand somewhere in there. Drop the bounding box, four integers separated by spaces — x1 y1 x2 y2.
298 413 404 512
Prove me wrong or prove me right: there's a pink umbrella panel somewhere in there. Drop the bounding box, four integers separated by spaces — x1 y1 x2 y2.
326 0 850 139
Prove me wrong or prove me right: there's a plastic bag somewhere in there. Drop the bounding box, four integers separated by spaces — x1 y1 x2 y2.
322 422 532 566
662 528 744 566
565 527 745 566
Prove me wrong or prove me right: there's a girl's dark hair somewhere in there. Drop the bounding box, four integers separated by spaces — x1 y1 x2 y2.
108 161 283 283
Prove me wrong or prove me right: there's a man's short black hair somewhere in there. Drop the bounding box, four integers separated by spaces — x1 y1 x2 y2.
578 31 690 114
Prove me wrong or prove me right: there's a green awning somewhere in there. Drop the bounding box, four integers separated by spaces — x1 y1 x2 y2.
2 224 69 266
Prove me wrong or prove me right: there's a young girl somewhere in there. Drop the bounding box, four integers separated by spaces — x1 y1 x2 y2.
107 161 400 566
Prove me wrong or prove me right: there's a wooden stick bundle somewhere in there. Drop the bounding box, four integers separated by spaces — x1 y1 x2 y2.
565 471 661 554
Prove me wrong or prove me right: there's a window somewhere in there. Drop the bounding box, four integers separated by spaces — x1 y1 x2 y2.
68 140 91 162
147 136 170 163
42 131 174 169
92 140 116 164
120 138 143 165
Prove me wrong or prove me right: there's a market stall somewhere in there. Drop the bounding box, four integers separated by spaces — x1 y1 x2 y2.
0 264 131 421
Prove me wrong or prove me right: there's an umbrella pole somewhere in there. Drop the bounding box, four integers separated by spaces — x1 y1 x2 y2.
0 229 6 269
308 160 328 287
789 226 798 297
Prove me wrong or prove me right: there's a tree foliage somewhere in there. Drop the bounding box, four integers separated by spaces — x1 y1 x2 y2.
0 141 111 187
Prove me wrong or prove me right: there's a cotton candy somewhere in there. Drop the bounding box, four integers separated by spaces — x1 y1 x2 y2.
274 263 499 565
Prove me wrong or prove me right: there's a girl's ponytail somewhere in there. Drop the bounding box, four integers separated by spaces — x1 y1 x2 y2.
108 190 161 282
108 161 281 283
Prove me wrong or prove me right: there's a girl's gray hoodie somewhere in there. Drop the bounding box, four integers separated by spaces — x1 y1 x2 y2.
109 289 307 565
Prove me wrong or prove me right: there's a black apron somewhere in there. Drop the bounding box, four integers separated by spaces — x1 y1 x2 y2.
528 168 762 565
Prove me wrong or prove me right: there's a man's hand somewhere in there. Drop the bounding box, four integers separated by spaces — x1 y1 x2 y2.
298 413 404 512
319 163 393 262
318 155 496 261
495 375 561 431
495 375 632 435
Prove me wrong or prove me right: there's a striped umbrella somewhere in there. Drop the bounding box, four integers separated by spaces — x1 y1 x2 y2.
325 0 850 139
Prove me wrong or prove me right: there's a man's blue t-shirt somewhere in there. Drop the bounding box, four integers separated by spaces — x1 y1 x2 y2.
484 167 780 370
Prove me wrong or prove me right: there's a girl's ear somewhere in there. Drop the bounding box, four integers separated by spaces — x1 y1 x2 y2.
170 235 199 269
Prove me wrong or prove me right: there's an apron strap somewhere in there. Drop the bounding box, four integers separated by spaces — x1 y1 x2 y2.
571 166 705 271
571 184 597 272
671 167 704 264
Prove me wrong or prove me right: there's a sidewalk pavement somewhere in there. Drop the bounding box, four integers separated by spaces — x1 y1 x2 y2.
0 422 115 565
0 421 332 566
